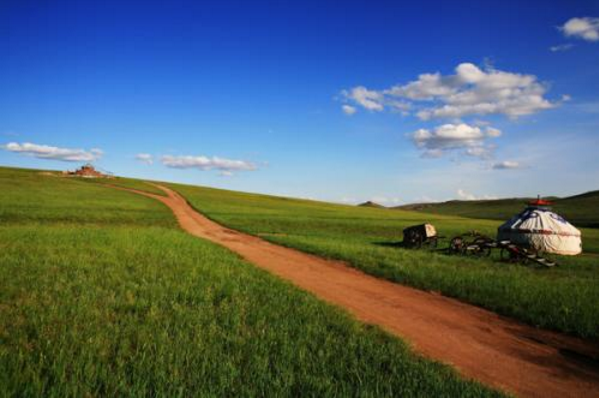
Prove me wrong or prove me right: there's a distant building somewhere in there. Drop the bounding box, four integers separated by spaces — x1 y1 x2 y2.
63 164 108 178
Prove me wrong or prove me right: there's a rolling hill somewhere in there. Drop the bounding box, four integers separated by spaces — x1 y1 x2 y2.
2 165 599 397
0 166 498 397
357 201 385 208
396 191 599 228
165 179 599 339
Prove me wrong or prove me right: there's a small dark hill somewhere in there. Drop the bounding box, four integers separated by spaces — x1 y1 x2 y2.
563 190 599 200
396 190 599 228
358 201 385 209
556 190 599 228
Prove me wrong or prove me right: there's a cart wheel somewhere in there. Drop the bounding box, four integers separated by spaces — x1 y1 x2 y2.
500 248 518 263
473 237 491 257
404 231 422 249
449 236 464 254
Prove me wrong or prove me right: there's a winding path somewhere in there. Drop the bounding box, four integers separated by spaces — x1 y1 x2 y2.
116 184 599 397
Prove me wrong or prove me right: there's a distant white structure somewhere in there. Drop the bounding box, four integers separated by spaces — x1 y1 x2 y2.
497 198 582 255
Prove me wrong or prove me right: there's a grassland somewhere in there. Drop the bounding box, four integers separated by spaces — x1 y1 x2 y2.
74 175 168 196
397 191 599 228
168 182 599 339
0 166 499 397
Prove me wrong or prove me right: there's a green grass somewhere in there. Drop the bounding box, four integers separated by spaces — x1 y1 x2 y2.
0 167 173 227
0 166 499 397
167 182 599 339
74 175 168 196
397 191 599 228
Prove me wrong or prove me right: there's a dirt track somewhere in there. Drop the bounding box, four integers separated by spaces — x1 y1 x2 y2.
117 184 599 397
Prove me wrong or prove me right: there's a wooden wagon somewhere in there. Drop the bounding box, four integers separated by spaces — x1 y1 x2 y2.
402 224 439 249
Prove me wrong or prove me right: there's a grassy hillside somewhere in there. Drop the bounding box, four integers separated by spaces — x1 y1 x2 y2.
0 167 499 397
76 175 168 196
397 192 599 228
169 182 599 339
555 191 599 228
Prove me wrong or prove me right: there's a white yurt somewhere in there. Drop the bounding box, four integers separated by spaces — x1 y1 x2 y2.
497 199 582 255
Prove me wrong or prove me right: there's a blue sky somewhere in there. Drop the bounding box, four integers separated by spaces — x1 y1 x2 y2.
1 0 598 204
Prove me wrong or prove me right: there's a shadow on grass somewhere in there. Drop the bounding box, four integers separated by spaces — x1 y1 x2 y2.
372 240 405 248
372 241 452 255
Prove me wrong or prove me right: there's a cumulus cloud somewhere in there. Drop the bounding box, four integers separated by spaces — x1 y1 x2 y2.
385 72 457 100
2 142 103 162
411 123 501 158
343 63 556 120
560 17 599 42
464 146 495 158
161 155 257 174
135 153 153 165
340 63 562 163
550 43 574 52
485 127 502 137
492 160 522 170
342 86 384 111
416 64 554 120
456 189 497 201
342 104 357 115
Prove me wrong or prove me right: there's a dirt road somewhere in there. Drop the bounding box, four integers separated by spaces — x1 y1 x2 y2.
117 184 599 397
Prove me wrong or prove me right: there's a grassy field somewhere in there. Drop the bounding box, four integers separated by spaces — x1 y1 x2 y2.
0 166 500 397
0 168 173 228
168 182 599 339
75 175 168 196
397 191 599 228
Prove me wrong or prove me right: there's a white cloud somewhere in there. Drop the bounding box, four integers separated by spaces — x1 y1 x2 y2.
342 86 384 111
342 104 357 115
560 17 599 42
343 63 556 120
2 142 103 162
385 72 457 100
411 123 501 159
161 155 257 173
341 63 562 164
464 146 495 158
135 153 153 165
492 160 522 170
485 127 502 137
550 43 574 52
456 189 497 201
